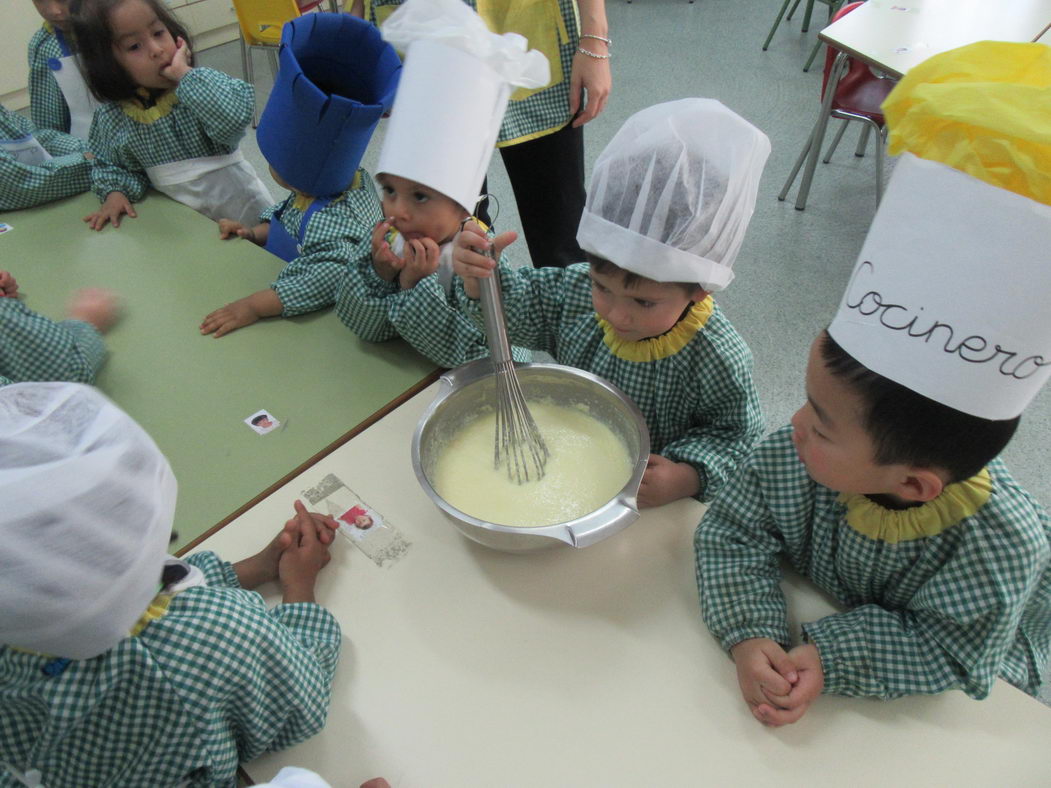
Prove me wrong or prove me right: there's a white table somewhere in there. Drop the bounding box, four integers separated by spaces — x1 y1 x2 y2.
819 0 1051 79
189 383 1051 787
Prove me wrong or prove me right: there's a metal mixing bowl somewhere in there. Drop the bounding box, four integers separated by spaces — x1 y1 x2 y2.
411 360 650 552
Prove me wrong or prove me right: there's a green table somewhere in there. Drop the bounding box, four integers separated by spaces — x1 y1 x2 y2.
1 191 438 550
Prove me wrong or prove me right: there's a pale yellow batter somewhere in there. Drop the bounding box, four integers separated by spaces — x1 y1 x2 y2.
431 401 633 527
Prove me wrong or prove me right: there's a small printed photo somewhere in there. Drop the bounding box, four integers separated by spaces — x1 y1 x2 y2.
245 408 280 435
336 503 385 541
0 223 13 235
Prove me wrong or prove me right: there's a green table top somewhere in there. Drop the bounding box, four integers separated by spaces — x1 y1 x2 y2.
1 191 438 551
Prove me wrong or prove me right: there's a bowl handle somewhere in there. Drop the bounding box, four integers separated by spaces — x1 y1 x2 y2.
566 498 640 548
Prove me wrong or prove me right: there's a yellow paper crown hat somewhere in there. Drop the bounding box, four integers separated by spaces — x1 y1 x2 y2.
883 40 1051 207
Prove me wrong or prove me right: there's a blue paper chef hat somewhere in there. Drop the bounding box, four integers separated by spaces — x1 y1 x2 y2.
257 13 401 197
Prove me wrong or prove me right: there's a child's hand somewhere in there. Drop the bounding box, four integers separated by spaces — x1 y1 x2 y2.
218 218 250 241
371 218 403 282
398 237 441 290
637 454 700 508
84 191 136 231
451 221 517 300
67 288 121 333
234 499 339 590
753 644 824 727
0 271 19 298
200 298 259 338
731 638 815 727
161 36 193 84
279 500 336 604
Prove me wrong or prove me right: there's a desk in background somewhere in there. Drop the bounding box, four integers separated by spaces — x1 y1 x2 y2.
819 0 1051 79
1 192 437 550
189 383 1051 787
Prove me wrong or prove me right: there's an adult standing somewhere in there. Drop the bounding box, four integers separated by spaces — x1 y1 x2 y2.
363 0 612 268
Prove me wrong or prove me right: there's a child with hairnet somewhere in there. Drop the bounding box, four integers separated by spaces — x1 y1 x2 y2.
452 98 771 507
0 382 342 787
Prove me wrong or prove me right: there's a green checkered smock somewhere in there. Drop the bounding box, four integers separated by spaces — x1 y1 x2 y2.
27 24 70 134
0 298 105 386
261 176 381 316
368 0 579 145
335 239 530 368
89 68 255 203
445 263 763 501
0 106 91 211
0 551 341 788
695 426 1051 700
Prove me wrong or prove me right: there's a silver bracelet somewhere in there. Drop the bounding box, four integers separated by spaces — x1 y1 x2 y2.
580 33 612 47
577 46 611 59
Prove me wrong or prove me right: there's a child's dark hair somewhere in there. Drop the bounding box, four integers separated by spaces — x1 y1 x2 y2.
820 331 1019 482
70 0 193 102
251 414 269 426
586 253 700 297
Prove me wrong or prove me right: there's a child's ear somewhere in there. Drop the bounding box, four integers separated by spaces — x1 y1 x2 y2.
895 468 945 503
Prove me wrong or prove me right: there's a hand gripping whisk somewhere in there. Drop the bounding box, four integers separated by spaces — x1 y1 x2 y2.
478 247 549 484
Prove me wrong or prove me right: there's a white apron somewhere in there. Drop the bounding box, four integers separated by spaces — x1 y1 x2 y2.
145 150 272 225
0 135 53 166
50 53 101 142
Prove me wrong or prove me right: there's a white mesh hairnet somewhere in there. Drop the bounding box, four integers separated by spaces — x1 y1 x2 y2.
576 98 771 291
0 382 176 659
254 767 333 788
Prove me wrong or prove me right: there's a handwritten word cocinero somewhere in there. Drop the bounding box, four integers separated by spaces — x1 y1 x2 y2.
844 261 1049 381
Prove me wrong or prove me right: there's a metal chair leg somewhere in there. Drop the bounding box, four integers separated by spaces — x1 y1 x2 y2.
854 124 871 157
793 51 848 210
245 43 258 129
801 0 817 32
785 0 804 22
872 121 886 204
803 38 823 71
822 119 849 163
763 0 795 51
778 131 815 202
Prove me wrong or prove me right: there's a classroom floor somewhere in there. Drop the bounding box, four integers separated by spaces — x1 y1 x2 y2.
199 0 1051 705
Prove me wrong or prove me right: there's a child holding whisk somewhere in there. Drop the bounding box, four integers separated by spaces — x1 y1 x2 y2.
451 99 770 508
71 0 271 230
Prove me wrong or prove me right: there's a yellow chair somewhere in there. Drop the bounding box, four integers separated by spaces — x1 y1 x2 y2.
231 0 304 127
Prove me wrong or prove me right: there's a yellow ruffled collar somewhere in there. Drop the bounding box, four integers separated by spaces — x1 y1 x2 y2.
839 468 992 543
120 89 179 123
597 296 714 362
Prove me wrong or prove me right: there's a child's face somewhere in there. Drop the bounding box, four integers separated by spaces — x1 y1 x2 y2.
589 267 702 343
377 174 465 246
790 336 901 495
33 0 71 32
110 0 178 91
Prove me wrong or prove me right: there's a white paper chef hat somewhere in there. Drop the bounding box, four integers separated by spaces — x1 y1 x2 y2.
828 42 1051 421
376 0 549 213
0 382 176 659
576 98 771 291
254 767 332 788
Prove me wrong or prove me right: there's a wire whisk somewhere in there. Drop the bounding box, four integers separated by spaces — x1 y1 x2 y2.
477 246 549 484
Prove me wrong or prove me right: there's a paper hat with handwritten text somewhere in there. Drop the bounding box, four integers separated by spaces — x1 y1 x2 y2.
376 0 549 213
828 42 1051 420
257 13 401 197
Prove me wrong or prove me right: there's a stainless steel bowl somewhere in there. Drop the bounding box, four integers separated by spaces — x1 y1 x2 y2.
411 360 650 552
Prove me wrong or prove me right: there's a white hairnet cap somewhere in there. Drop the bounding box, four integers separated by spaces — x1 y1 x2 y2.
577 98 771 291
0 382 176 659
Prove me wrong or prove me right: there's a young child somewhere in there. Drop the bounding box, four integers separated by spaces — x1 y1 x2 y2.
27 0 101 140
452 98 770 507
696 41 1051 726
200 13 399 338
70 0 272 230
0 103 93 210
0 270 118 386
335 0 545 367
0 382 343 786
